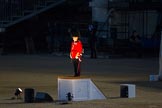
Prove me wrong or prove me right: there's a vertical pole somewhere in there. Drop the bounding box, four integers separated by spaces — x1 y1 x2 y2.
159 31 162 80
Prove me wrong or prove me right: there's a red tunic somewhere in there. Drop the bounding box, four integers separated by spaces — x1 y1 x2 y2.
70 40 83 59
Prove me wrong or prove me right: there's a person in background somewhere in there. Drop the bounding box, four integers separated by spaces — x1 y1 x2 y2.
46 22 54 54
70 32 83 77
88 23 97 58
129 30 142 58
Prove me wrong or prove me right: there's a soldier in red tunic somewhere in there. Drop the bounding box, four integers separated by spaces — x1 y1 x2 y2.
70 33 83 77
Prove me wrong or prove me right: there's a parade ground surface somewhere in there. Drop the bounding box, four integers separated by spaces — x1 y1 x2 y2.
0 54 162 108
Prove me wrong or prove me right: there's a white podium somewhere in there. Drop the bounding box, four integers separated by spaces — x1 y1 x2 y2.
58 76 106 101
120 84 136 98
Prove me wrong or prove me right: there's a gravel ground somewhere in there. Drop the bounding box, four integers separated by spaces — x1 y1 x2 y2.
0 55 161 108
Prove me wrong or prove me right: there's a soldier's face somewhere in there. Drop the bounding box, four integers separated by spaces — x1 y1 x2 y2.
72 36 78 42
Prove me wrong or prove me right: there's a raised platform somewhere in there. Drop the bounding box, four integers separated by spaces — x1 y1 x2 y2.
58 76 106 101
58 76 90 79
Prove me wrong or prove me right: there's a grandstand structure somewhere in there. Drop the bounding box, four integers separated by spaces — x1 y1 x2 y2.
0 0 91 54
0 0 66 30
